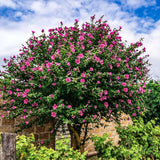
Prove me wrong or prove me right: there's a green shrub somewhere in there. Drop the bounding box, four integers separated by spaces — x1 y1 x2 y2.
16 134 87 160
91 118 160 160
143 80 160 125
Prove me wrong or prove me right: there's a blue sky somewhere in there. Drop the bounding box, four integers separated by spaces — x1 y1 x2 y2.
0 0 160 79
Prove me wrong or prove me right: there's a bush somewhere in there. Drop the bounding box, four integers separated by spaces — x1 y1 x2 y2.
16 134 87 160
143 80 160 125
91 118 160 160
0 15 149 152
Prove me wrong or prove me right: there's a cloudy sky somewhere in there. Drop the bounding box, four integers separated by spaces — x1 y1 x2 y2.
0 0 160 79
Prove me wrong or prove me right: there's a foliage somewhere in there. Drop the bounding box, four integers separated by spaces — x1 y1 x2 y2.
91 118 160 160
142 80 160 125
0 15 150 152
16 134 87 160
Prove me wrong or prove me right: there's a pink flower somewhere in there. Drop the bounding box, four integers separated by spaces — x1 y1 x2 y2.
117 57 121 61
66 77 71 82
39 84 42 88
77 53 84 59
81 73 86 78
52 104 57 110
75 59 80 64
83 119 86 123
104 102 109 108
100 43 105 48
50 94 54 98
24 99 29 104
12 106 16 109
93 115 97 119
132 113 136 117
46 62 52 68
25 61 30 67
122 82 126 87
116 104 118 108
25 89 30 93
79 36 84 41
51 112 57 118
90 67 94 71
80 79 85 83
67 105 72 109
25 121 29 125
22 93 27 98
28 57 34 62
79 110 83 116
71 115 75 119
97 81 100 84
123 88 128 92
8 90 12 95
52 83 56 86
125 74 129 79
104 90 108 95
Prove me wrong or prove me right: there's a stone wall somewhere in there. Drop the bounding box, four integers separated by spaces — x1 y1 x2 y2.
0 96 132 154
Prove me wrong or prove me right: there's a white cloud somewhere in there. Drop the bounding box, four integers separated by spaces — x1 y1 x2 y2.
0 0 16 8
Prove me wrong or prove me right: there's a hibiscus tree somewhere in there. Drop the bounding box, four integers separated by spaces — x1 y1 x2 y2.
0 15 150 153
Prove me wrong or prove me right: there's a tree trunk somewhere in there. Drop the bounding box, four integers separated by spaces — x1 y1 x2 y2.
68 124 85 153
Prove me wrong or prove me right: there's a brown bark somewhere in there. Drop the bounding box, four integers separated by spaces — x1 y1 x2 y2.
68 124 85 153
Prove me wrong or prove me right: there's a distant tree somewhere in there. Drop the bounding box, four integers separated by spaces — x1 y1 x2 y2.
143 80 160 125
0 15 150 153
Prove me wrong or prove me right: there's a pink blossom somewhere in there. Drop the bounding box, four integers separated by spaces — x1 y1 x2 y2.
83 119 86 123
71 115 75 119
24 99 29 104
12 106 16 109
53 104 57 110
122 82 126 87
116 104 118 108
116 90 120 93
8 90 12 95
20 65 25 71
100 43 105 48
52 83 56 86
94 105 97 109
77 53 84 59
51 112 57 118
25 121 29 125
117 76 120 80
117 57 121 61
25 61 30 67
32 67 37 71
104 102 109 108
79 110 83 116
93 115 97 119
67 105 72 109
28 57 34 61
81 73 86 77
66 77 71 82
125 74 129 79
25 89 30 93
132 113 136 117
16 88 20 92
79 36 84 41
75 59 80 64
104 90 108 95
50 94 54 98
90 67 94 71
22 93 27 98
80 79 85 83
97 81 100 84
39 84 42 88
123 88 128 92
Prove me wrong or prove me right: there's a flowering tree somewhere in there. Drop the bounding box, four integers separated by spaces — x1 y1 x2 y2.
0 16 149 153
